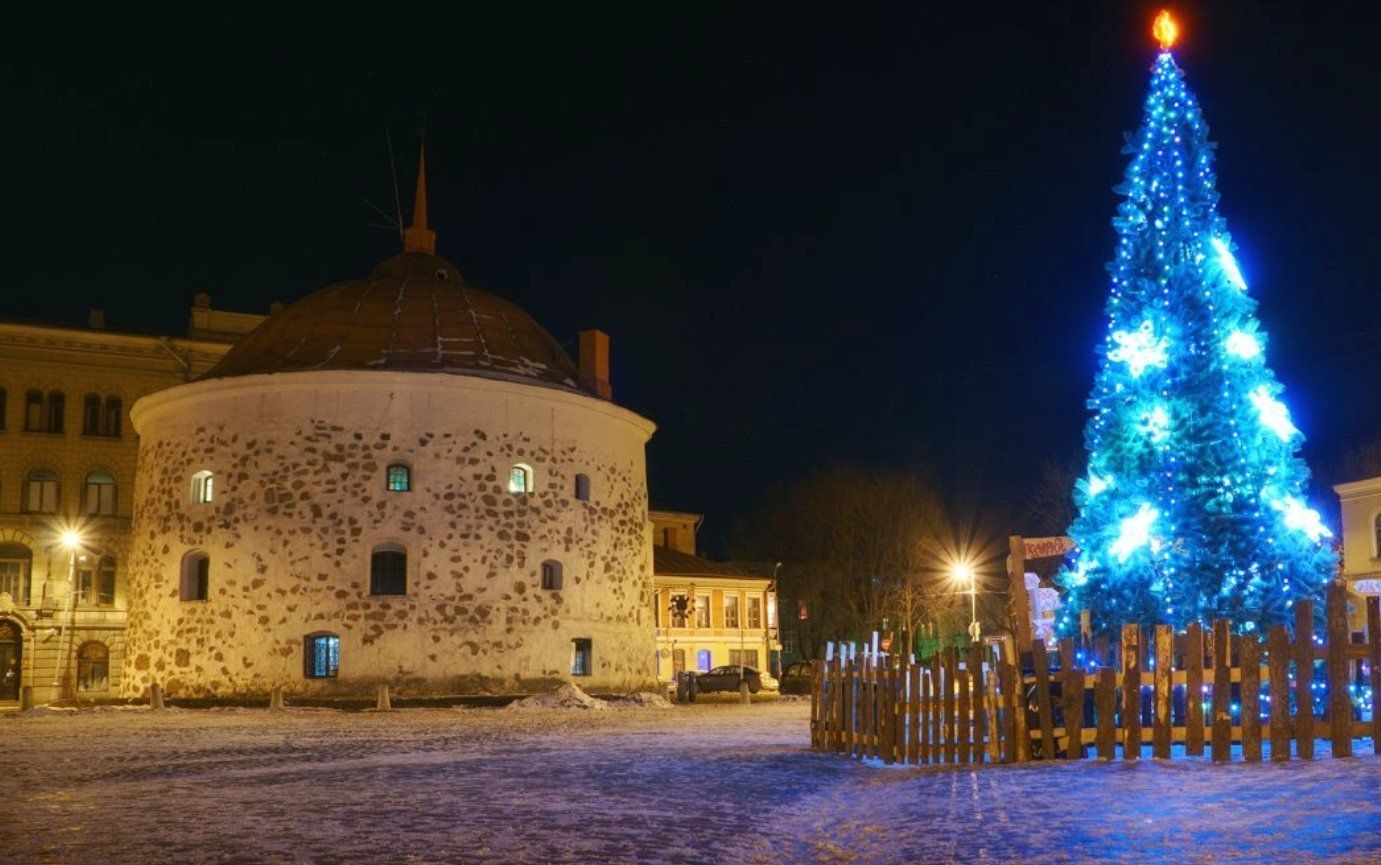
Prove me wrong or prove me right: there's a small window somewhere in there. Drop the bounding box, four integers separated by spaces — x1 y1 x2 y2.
191 470 214 504
541 560 563 591
77 642 110 692
747 596 763 629
304 633 340 679
85 470 117 516
724 594 740 629
24 468 58 514
46 391 64 433
24 390 42 431
508 463 533 494
574 473 590 502
180 551 209 601
104 396 122 437
386 463 411 492
82 394 101 436
571 638 592 677
370 545 407 595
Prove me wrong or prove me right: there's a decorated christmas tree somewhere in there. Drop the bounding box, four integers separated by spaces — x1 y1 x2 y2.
1059 13 1336 636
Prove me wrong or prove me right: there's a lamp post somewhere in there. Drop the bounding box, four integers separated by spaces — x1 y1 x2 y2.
954 562 980 644
52 528 83 700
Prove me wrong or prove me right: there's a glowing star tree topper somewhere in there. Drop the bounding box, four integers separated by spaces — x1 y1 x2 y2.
1058 11 1336 635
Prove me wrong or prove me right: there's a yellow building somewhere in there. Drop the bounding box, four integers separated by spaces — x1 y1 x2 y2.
0 299 261 706
1332 476 1381 637
649 509 780 682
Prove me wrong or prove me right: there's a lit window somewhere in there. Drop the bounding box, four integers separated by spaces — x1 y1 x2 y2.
697 649 712 672
724 595 740 628
180 551 209 601
0 542 33 606
541 560 563 590
370 545 407 595
386 463 411 492
191 470 214 504
508 463 533 494
24 468 59 514
571 638 592 676
76 642 110 692
694 595 710 628
747 595 762 629
574 473 590 502
304 633 340 678
85 470 117 516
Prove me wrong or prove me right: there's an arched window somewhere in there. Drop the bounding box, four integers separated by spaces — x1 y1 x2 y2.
104 396 122 437
77 642 110 692
191 470 214 504
574 473 590 502
78 555 117 607
386 463 411 492
180 551 209 601
24 390 42 431
508 463 534 495
370 544 407 595
82 394 102 436
304 632 340 678
0 542 32 606
24 468 58 513
46 391 64 434
540 559 563 591
85 470 117 516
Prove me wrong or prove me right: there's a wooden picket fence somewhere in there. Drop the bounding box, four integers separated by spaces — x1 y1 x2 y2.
809 584 1381 765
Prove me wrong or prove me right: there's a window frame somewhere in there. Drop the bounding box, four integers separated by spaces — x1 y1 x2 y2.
747 595 763 629
190 470 214 505
508 463 534 495
385 463 412 493
540 559 563 591
24 390 42 432
180 551 210 601
24 468 59 514
571 638 592 677
85 470 117 516
82 394 102 436
724 594 741 629
574 473 590 502
369 545 408 596
0 543 32 606
303 632 341 679
46 391 64 434
76 641 110 693
103 396 121 437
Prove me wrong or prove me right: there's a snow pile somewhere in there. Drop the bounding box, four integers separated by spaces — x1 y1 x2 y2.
611 691 673 710
504 682 610 711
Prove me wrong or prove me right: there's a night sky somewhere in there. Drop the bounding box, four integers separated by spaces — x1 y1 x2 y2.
5 4 1379 553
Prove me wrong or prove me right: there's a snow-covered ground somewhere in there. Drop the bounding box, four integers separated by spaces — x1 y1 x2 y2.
3 698 1379 864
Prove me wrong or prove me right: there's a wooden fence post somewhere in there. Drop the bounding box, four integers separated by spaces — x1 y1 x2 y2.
1095 666 1116 760
1211 619 1231 762
1369 597 1381 756
1325 580 1353 758
1241 634 1262 763
930 652 943 763
985 646 1001 763
957 668 972 764
1031 641 1056 760
1121 624 1141 761
944 649 958 764
908 658 921 764
1185 621 1205 756
1153 625 1172 759
1267 625 1291 761
1294 601 1315 760
968 641 987 764
997 641 1017 763
919 665 932 763
1060 638 1083 760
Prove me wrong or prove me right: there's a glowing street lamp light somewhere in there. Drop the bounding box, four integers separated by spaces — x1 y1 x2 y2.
60 529 82 551
953 562 980 644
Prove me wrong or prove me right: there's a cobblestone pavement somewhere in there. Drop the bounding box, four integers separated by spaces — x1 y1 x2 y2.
3 701 1379 864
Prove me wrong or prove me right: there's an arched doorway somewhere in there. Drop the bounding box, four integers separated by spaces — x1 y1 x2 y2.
0 619 21 701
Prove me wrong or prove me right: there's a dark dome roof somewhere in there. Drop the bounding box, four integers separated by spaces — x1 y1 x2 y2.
200 251 586 393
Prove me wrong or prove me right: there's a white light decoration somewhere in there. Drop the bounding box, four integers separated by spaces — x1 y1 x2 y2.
1111 503 1159 562
1211 237 1247 291
1249 385 1298 441
1087 474 1113 497
1108 320 1169 377
1271 496 1332 542
1139 404 1171 442
1225 330 1261 360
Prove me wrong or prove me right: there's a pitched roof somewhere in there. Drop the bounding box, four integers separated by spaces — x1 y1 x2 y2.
653 546 766 579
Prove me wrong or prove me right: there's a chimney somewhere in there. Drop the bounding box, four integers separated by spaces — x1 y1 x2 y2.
88 309 106 330
578 329 612 400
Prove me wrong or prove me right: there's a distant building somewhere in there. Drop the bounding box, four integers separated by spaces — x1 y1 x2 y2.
0 300 263 705
649 509 780 680
1332 476 1381 637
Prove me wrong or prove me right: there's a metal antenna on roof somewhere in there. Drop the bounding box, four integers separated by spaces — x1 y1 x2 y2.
386 127 404 244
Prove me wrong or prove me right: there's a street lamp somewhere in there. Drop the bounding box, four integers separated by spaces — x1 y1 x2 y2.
53 526 85 700
953 561 980 644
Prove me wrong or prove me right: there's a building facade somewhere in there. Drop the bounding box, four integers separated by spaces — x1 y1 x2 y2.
650 509 780 681
1332 476 1381 637
122 167 660 698
0 301 262 706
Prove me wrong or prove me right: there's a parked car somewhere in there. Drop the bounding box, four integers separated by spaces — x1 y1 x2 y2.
696 665 763 694
779 661 814 695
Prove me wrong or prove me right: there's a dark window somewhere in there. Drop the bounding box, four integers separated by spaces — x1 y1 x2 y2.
104 396 121 437
0 387 7 429
304 633 340 678
385 463 411 492
24 390 42 431
571 638 592 676
1374 513 1381 558
669 594 690 628
574 473 590 502
83 394 101 436
541 560 563 590
370 547 407 595
46 391 64 433
77 642 110 692
181 551 209 601
24 468 58 513
85 471 116 516
0 542 32 606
